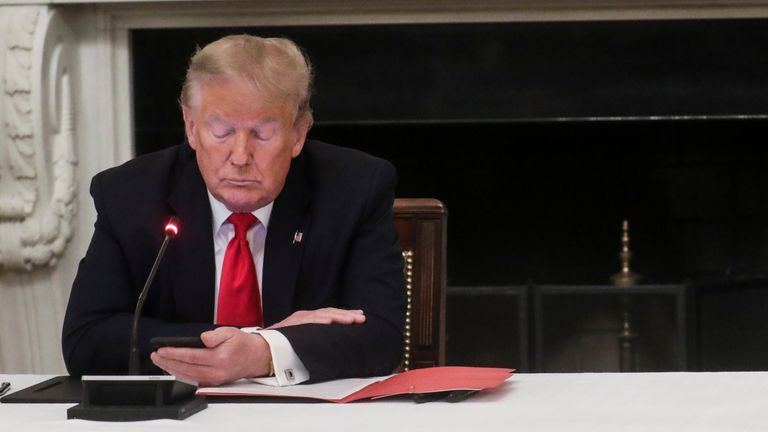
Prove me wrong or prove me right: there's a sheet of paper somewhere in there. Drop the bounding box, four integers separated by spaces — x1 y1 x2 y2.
197 375 391 401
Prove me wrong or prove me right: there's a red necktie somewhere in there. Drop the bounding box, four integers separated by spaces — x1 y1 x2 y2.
217 213 263 327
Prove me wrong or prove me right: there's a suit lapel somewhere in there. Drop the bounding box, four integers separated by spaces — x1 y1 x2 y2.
166 145 216 322
262 152 311 326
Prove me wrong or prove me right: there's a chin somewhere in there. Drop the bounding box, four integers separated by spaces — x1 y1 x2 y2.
223 201 259 213
220 194 268 213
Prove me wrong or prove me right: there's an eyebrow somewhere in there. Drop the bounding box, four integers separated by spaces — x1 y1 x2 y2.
205 114 279 128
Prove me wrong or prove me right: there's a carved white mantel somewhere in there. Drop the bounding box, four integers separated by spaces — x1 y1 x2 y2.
0 6 77 271
0 4 80 373
2 0 768 373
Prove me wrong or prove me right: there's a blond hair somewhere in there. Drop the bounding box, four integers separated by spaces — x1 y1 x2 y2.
180 34 313 129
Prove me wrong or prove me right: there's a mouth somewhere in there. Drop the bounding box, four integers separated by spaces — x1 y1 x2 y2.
224 178 258 187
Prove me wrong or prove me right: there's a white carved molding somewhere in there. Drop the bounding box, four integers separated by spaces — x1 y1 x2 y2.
1 7 38 219
0 5 77 270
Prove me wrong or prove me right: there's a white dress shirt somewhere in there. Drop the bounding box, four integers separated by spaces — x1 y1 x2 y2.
208 192 309 386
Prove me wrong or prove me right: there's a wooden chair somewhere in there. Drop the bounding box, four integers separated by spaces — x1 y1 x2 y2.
393 198 447 370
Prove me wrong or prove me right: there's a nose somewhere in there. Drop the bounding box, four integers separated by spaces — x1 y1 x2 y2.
229 131 252 166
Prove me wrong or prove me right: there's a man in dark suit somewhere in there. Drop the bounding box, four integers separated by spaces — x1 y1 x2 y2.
62 35 406 386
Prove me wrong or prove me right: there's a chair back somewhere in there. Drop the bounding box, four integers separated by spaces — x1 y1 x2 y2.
393 198 447 370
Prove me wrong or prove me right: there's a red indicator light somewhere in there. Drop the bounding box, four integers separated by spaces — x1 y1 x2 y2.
165 217 179 238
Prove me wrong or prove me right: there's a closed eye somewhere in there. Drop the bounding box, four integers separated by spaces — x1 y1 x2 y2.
251 126 277 141
205 117 235 139
213 130 233 139
251 130 272 141
210 126 234 139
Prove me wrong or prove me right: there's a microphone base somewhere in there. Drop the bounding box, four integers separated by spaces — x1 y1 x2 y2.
67 375 207 421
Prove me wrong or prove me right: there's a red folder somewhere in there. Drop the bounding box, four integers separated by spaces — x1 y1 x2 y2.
340 366 514 403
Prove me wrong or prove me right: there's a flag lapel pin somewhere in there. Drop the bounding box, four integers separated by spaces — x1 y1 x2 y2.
292 230 303 244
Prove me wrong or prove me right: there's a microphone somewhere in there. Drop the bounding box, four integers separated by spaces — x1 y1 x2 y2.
128 217 179 374
68 216 206 421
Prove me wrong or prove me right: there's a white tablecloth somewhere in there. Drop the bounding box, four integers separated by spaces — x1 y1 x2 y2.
1 372 766 431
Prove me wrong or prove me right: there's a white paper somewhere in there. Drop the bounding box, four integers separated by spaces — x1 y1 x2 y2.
197 375 392 401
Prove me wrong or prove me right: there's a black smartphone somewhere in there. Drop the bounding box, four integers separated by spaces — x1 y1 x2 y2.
150 336 205 351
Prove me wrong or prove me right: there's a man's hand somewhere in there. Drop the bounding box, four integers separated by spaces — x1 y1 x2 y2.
151 308 363 385
268 307 366 329
150 327 270 386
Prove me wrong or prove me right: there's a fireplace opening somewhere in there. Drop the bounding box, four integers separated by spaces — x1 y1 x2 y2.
131 19 768 372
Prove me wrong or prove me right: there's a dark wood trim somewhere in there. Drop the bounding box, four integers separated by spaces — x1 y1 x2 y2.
393 198 447 369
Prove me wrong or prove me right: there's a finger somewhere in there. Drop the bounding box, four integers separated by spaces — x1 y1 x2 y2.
323 309 366 324
156 363 216 386
201 327 239 348
151 351 195 377
295 310 363 325
322 307 365 316
151 352 220 384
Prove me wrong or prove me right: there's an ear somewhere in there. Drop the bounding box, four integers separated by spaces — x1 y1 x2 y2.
290 123 308 158
182 107 198 150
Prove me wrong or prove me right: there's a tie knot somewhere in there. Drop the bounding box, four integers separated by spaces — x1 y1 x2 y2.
227 213 257 239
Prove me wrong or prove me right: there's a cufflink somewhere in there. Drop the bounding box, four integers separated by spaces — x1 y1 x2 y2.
285 369 295 382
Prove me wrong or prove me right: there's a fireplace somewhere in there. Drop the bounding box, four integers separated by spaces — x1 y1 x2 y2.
131 20 768 371
132 21 768 285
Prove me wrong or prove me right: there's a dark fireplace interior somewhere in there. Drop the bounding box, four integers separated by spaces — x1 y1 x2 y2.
132 18 768 372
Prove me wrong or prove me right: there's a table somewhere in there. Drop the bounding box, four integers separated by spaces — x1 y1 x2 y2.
2 372 766 431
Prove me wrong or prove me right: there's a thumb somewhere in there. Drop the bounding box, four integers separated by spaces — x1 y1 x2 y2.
200 327 239 348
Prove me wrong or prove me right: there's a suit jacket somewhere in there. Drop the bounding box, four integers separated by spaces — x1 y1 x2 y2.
62 140 406 382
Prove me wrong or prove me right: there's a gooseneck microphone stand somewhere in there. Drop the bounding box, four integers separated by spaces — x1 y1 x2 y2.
68 217 208 421
129 221 176 375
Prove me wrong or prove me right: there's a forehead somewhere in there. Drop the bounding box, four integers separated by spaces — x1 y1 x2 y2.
205 113 279 130
195 77 294 122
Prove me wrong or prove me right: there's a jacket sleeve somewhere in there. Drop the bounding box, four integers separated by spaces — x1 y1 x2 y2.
61 174 215 376
275 160 407 382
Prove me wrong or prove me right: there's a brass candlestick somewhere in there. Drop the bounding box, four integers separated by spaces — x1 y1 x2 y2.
611 219 641 287
611 219 641 372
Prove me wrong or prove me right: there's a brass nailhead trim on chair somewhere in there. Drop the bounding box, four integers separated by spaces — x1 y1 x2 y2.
402 250 414 371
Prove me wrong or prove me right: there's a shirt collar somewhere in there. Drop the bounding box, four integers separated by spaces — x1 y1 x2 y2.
207 191 274 232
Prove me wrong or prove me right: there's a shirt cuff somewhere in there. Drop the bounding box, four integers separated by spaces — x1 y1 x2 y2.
240 327 310 386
